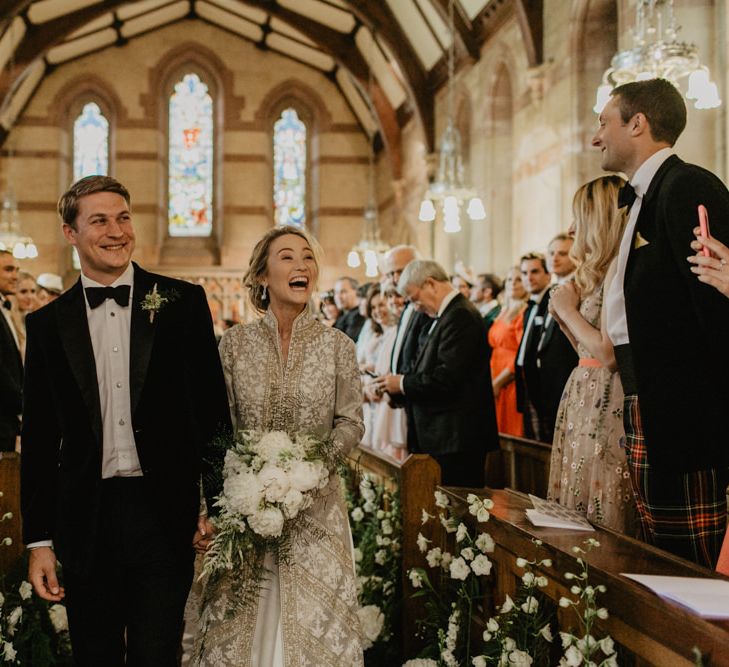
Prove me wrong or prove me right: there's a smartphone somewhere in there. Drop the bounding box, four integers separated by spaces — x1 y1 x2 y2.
698 204 711 257
363 369 377 378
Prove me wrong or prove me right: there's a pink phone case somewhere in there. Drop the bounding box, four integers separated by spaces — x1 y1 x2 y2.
698 204 711 257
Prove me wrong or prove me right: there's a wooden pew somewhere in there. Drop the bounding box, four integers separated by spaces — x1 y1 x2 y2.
0 452 22 573
440 486 729 667
348 446 440 659
498 433 551 497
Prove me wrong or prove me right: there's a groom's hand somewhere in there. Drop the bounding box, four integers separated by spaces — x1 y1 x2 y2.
28 547 65 602
192 515 216 554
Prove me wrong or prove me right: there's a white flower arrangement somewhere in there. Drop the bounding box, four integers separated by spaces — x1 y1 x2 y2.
201 429 342 617
357 604 385 650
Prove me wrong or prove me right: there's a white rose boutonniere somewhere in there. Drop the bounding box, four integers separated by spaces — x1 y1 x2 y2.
141 283 178 323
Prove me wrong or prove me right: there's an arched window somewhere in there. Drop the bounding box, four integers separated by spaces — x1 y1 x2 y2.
168 72 213 237
273 108 307 227
73 101 110 269
73 102 109 180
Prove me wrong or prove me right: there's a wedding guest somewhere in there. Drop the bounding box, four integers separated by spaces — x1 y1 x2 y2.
488 266 527 437
334 276 365 342
368 280 408 461
472 273 502 318
547 175 635 533
319 290 340 327
15 271 39 317
688 230 729 297
0 249 22 452
360 284 391 447
21 176 231 664
374 260 499 487
451 273 472 299
355 282 376 364
36 272 63 305
594 78 729 567
548 233 576 282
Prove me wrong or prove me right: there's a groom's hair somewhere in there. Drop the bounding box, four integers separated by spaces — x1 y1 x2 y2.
58 175 131 230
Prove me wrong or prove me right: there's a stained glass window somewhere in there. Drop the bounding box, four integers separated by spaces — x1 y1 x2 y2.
73 102 109 180
168 73 213 237
273 108 306 227
73 102 109 269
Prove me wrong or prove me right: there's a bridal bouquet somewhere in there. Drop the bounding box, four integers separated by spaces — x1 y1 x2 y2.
200 429 342 615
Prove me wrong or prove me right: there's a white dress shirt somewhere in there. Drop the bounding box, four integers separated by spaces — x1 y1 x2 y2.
516 286 549 367
607 148 674 346
81 263 142 479
479 299 500 317
390 302 415 374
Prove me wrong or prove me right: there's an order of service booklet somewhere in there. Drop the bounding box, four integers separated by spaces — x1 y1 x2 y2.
525 494 595 531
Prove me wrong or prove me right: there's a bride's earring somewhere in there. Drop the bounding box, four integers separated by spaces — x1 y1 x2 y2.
262 284 268 301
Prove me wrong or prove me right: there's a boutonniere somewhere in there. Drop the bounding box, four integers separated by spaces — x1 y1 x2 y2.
634 232 651 249
141 283 178 323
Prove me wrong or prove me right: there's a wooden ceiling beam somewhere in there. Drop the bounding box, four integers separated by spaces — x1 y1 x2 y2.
434 0 481 60
239 0 403 177
345 0 434 150
514 0 543 67
0 1 33 24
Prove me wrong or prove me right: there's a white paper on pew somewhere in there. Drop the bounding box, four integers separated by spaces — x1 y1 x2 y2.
622 574 729 619
524 495 595 531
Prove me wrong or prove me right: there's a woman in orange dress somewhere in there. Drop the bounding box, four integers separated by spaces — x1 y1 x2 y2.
488 267 527 436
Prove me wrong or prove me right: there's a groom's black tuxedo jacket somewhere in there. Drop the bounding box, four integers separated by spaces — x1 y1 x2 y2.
21 264 230 574
402 293 498 457
624 155 729 472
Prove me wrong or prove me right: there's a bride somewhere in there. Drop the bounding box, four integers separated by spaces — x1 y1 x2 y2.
194 226 365 666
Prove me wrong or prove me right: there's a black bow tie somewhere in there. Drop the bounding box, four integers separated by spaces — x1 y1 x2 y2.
85 285 131 309
1 299 10 311
618 183 637 210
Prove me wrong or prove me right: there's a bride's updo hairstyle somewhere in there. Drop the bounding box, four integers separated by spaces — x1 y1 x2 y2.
244 225 321 312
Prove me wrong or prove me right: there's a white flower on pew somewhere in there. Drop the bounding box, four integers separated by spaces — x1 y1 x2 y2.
522 571 535 586
2 643 17 662
48 604 69 633
425 547 442 568
408 569 424 588
539 624 553 642
516 557 528 568
472 656 487 667
536 576 548 588
470 554 492 577
434 490 450 508
440 552 452 569
561 644 582 666
449 557 470 580
376 510 385 519
416 532 429 553
520 596 539 614
352 548 362 563
559 597 572 608
375 535 391 546
460 547 475 561
18 582 32 601
375 550 387 565
499 594 515 613
486 618 499 633
421 509 433 524
599 636 615 655
356 604 384 649
474 532 495 553
455 523 468 542
351 507 364 522
381 519 393 535
402 660 438 667
503 649 533 666
439 514 457 533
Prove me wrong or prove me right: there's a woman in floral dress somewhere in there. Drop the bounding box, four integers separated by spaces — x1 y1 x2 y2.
547 175 636 534
194 226 365 666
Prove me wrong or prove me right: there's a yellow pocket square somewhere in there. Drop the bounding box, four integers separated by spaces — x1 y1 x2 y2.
634 232 650 249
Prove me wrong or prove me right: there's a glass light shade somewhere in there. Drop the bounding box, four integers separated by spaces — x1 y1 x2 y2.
466 197 486 221
593 84 612 114
418 199 436 222
442 196 461 233
25 243 38 259
13 242 27 259
364 249 379 278
694 82 721 109
347 250 361 268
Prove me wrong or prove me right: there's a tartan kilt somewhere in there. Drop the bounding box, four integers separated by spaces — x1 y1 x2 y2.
623 394 729 569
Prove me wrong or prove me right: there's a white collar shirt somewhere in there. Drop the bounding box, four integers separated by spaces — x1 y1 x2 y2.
80 263 142 478
607 147 674 346
516 285 549 367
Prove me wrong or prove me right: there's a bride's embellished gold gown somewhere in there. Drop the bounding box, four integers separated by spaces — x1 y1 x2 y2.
193 309 365 666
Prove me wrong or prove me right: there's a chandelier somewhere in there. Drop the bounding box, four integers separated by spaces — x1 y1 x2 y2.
418 0 485 233
594 0 721 113
346 134 389 278
0 185 37 259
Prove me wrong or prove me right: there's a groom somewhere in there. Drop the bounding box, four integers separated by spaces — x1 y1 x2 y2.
21 176 230 665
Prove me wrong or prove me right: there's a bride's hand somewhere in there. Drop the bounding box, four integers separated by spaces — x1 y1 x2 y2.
192 515 216 554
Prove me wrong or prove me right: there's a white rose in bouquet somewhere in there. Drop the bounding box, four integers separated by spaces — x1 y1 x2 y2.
18 581 32 601
223 470 263 516
48 604 69 633
7 606 22 635
356 604 384 649
282 488 305 518
311 459 330 490
256 430 294 459
248 507 285 538
258 465 291 503
288 461 320 493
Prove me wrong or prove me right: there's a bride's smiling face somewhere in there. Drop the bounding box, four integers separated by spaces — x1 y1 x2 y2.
264 234 319 309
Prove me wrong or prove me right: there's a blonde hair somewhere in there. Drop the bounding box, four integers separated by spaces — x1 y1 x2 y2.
500 265 527 314
243 226 321 312
571 175 627 296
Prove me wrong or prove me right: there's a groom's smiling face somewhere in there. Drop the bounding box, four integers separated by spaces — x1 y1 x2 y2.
63 191 136 284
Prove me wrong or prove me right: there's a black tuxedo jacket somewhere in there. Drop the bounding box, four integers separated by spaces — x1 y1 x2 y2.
515 291 577 439
402 294 498 457
334 307 365 342
387 306 430 409
20 264 231 573
0 305 22 450
623 155 729 472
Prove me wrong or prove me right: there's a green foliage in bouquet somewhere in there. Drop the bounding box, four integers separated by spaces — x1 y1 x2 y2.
341 465 402 666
